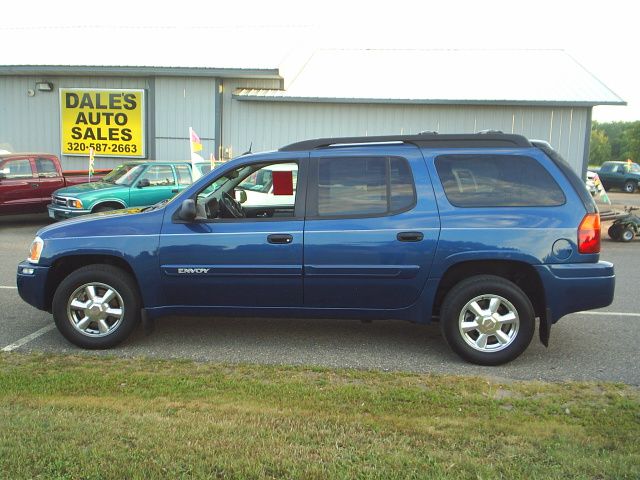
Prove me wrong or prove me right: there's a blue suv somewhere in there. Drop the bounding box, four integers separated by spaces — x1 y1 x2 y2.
17 133 615 365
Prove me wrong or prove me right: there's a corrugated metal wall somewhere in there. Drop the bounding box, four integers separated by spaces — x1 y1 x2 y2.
154 77 216 161
0 76 217 169
0 76 148 170
223 97 588 172
1 75 588 173
220 79 283 159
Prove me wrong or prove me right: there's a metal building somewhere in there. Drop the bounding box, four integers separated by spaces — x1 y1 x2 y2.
0 27 625 175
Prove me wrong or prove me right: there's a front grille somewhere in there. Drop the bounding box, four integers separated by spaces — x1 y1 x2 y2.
52 196 67 207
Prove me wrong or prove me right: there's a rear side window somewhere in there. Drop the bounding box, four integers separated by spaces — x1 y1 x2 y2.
175 165 191 185
315 156 416 217
435 155 565 207
35 157 58 177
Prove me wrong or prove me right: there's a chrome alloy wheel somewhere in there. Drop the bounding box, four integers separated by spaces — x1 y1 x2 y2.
458 294 520 353
66 282 125 337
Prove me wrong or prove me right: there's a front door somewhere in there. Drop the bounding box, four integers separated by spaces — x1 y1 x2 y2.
303 146 440 310
130 164 180 206
158 155 306 309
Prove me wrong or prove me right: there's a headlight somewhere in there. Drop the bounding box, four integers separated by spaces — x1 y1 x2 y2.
67 198 83 209
27 237 44 264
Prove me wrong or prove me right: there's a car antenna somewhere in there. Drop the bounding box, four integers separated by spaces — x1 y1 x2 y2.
241 142 253 156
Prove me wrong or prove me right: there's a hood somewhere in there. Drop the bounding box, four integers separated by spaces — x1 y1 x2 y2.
54 181 124 197
37 206 159 239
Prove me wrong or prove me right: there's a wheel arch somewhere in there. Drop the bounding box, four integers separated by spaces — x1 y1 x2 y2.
91 199 127 212
44 254 141 312
432 260 546 322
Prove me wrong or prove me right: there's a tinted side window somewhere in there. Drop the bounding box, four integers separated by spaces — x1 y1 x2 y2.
316 156 416 217
435 155 565 207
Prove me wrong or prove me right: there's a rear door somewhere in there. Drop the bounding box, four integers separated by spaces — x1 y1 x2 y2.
0 156 40 214
303 145 440 310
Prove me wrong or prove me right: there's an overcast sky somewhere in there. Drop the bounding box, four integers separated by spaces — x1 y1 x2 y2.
2 0 636 122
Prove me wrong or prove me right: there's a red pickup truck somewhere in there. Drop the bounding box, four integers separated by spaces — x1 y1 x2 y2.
0 153 107 215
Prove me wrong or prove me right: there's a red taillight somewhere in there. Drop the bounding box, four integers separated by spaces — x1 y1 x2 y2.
578 213 601 254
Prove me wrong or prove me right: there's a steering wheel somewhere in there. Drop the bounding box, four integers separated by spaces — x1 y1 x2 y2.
220 191 245 218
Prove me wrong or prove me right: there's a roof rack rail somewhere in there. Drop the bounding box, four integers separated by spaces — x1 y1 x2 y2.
279 133 531 152
477 129 504 134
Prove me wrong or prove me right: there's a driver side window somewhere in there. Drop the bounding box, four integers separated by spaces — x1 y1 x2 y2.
139 165 176 186
196 161 299 221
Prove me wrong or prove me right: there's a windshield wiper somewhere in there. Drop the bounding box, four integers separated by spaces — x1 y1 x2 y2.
143 199 170 212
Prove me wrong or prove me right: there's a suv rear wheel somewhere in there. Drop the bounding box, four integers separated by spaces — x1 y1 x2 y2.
52 264 140 348
440 275 535 365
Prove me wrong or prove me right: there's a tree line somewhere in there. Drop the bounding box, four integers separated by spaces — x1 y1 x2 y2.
589 121 640 166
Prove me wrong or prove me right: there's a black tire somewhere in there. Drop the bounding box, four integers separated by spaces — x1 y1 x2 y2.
623 181 636 193
52 264 141 349
608 224 622 241
439 275 535 366
620 227 635 242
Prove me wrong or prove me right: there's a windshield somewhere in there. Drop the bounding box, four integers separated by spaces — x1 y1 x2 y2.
103 164 145 186
196 165 254 202
239 170 273 192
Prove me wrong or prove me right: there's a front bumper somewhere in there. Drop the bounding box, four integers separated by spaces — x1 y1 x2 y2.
47 204 91 220
17 261 51 311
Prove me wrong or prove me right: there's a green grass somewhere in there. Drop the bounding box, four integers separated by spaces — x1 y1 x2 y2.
1 353 639 479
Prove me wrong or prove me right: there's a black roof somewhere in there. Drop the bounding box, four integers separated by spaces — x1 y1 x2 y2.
279 133 531 152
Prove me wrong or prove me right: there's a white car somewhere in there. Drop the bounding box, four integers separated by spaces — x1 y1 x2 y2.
236 162 298 208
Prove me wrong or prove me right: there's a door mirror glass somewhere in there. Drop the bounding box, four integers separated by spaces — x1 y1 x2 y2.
178 199 196 221
137 178 151 188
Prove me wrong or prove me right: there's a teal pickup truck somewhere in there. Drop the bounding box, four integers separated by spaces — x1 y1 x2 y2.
47 161 202 220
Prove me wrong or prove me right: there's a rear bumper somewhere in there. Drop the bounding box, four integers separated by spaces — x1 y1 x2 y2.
16 261 50 311
535 261 615 325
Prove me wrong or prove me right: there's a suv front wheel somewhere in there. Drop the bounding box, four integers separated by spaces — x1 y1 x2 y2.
52 264 141 349
440 275 535 365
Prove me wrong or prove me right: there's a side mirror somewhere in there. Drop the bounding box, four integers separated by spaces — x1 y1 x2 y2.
137 178 150 188
236 190 247 204
0 167 9 180
178 199 196 222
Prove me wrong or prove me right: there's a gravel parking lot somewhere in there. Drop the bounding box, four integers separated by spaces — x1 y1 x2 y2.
2 193 639 385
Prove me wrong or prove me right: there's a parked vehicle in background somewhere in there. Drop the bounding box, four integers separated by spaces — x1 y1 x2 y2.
236 162 298 211
586 170 598 196
47 161 195 220
597 161 640 193
0 153 106 215
18 133 615 366
608 206 640 242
